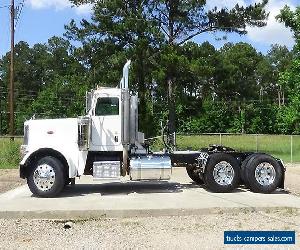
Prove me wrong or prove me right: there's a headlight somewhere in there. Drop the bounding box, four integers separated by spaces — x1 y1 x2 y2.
20 145 28 158
24 124 29 145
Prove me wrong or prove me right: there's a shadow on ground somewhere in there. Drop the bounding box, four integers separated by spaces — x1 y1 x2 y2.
59 181 197 198
54 180 263 198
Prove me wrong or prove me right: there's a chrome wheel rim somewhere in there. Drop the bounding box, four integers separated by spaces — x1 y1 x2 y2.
255 162 276 186
33 164 55 191
213 161 235 186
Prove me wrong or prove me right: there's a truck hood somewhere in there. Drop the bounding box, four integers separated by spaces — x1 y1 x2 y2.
25 118 79 149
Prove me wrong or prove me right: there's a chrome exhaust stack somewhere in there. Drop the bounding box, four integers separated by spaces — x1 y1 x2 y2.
120 60 131 175
120 60 131 89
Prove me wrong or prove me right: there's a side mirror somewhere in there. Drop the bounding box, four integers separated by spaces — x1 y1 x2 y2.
86 91 92 114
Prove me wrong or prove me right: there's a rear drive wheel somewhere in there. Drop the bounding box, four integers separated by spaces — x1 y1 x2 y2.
240 154 259 188
27 156 65 198
204 153 240 192
243 154 283 193
186 167 204 184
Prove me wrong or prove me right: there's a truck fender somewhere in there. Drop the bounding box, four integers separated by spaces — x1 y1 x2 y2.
20 148 77 179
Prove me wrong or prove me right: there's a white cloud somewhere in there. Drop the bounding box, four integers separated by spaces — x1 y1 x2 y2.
74 3 93 15
206 0 246 10
247 0 295 48
206 0 295 48
28 0 71 10
27 0 92 15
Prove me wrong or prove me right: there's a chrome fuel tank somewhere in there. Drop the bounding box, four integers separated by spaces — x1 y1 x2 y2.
130 155 172 181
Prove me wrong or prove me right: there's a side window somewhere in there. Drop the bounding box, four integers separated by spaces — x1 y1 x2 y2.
95 97 119 116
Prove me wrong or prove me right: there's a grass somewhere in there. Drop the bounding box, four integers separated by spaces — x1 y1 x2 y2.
0 134 299 169
150 134 300 163
0 138 22 169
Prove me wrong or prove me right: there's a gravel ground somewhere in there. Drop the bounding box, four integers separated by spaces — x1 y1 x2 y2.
0 167 299 249
0 209 299 250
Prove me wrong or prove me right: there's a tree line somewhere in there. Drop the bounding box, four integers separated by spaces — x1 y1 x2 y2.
0 1 299 137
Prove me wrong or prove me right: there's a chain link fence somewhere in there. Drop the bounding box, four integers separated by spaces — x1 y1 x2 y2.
0 133 299 169
175 133 300 163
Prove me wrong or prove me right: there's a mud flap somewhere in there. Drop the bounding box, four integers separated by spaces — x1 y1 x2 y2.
278 160 286 189
279 167 285 189
19 164 27 179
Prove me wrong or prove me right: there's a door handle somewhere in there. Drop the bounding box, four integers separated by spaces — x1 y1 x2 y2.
114 135 118 142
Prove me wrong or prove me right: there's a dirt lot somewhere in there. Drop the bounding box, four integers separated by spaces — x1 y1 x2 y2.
0 169 25 194
285 164 300 196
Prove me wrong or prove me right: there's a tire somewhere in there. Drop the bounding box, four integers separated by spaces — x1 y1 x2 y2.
27 156 65 198
243 154 283 193
240 154 259 188
204 153 240 193
186 167 204 184
65 178 71 186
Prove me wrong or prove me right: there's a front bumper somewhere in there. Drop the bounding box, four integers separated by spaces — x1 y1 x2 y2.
19 144 30 179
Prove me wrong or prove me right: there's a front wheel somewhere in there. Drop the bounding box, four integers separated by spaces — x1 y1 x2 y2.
27 156 65 198
204 153 240 192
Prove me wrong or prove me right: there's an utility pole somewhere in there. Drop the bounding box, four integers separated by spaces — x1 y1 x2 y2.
9 0 15 140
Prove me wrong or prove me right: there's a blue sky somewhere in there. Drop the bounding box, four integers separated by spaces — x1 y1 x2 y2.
0 0 297 57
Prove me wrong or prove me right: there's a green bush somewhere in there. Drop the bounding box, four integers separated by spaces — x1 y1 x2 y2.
0 139 22 169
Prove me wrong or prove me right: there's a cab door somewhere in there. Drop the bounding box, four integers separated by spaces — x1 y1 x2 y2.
90 95 122 151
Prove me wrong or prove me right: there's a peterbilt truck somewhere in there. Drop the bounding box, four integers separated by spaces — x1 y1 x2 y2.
19 61 285 197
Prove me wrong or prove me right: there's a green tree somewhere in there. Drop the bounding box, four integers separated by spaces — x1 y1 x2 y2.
69 0 270 141
277 5 300 50
264 45 293 104
146 0 269 141
66 0 160 136
0 37 87 134
276 6 300 133
215 42 263 101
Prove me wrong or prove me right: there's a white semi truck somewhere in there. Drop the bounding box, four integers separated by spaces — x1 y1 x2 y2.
19 61 285 197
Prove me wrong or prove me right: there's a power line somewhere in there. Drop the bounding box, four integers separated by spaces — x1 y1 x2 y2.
15 0 25 28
